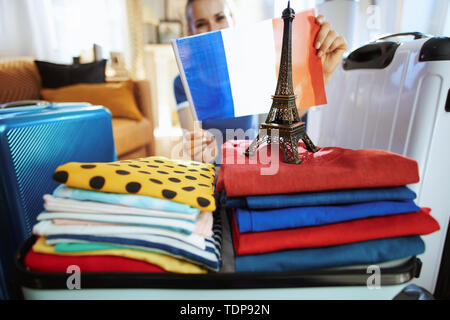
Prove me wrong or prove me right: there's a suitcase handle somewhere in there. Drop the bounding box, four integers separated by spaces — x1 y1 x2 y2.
376 32 429 41
343 42 399 70
344 32 433 70
0 100 51 109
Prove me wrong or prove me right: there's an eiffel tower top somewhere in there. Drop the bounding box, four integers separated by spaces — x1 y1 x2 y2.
283 1 295 19
274 1 296 97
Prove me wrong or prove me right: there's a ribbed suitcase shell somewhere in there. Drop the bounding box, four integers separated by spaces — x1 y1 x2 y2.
307 36 450 294
0 103 116 299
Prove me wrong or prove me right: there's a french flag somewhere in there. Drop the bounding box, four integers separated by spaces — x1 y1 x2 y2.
172 9 327 122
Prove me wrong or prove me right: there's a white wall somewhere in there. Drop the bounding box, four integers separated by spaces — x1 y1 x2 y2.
233 0 275 24
141 0 168 20
315 0 359 50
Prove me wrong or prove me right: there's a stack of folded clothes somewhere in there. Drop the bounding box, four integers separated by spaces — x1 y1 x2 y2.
25 156 222 274
217 140 440 273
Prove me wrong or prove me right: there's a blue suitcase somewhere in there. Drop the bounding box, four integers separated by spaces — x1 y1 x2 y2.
0 101 117 299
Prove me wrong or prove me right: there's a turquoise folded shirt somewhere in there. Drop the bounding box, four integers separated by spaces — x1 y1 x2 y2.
53 185 200 215
55 242 122 252
235 236 425 272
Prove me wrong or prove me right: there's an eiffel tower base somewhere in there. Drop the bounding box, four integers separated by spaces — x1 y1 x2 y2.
244 122 319 164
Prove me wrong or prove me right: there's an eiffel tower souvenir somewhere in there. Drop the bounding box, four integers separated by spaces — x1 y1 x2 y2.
245 1 319 164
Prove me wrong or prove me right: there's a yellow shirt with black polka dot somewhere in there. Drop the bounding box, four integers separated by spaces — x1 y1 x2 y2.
52 157 217 212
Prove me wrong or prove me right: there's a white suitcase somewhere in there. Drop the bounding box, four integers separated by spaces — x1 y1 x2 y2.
307 33 450 294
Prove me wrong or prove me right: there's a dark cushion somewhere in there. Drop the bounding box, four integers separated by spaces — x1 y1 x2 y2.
34 60 107 89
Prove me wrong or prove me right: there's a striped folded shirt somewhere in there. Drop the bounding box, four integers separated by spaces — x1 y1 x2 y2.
45 213 223 271
33 220 206 250
37 210 213 237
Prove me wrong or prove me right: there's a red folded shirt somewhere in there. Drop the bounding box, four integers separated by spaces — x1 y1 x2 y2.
232 207 439 256
217 140 420 197
24 250 167 273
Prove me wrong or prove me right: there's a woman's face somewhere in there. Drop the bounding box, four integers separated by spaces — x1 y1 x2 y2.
187 0 233 35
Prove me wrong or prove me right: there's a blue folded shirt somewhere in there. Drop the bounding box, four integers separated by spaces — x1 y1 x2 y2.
225 186 416 209
236 200 420 233
235 236 425 273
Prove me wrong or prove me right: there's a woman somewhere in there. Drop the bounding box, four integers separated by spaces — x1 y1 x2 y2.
174 0 347 163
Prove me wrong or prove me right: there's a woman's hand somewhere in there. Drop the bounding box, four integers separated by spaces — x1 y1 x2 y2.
182 129 218 163
315 15 347 84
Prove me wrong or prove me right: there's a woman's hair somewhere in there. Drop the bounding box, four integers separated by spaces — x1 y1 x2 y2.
185 0 198 18
185 0 198 33
186 0 235 12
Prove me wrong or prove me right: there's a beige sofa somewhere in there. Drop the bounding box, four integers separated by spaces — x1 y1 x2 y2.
0 58 155 160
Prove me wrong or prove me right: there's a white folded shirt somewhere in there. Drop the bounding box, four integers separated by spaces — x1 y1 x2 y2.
37 211 213 237
44 195 199 221
33 220 206 250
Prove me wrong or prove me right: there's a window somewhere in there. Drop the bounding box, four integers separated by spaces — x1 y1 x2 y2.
445 4 450 35
0 0 129 64
48 0 129 63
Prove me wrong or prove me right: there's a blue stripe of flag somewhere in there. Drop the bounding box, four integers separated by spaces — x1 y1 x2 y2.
176 31 235 121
